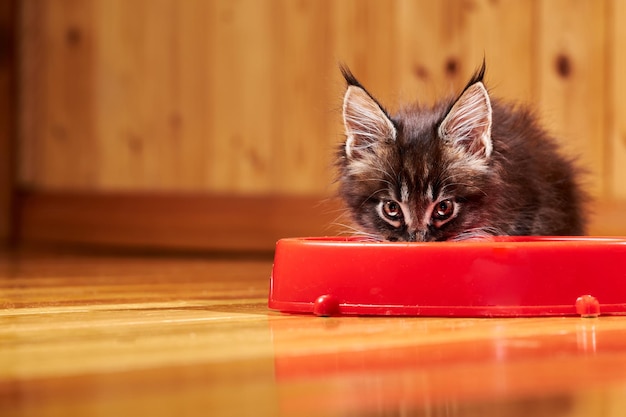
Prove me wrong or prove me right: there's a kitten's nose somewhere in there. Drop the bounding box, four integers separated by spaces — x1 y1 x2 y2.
407 231 426 242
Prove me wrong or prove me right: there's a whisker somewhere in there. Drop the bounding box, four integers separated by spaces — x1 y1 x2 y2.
449 226 504 241
330 222 382 242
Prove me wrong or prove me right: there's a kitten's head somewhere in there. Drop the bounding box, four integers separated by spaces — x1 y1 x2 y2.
337 63 502 242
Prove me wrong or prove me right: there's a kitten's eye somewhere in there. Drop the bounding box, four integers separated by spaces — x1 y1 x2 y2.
382 200 403 220
432 199 454 221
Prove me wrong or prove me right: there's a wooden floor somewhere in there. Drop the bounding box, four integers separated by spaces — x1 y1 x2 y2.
2 251 626 417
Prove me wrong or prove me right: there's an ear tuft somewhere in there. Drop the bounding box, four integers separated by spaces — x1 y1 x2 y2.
438 82 493 158
343 85 396 159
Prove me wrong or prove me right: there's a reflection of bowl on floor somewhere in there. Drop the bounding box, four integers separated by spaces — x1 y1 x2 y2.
268 237 626 317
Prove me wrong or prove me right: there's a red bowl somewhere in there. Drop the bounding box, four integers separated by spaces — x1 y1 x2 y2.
268 236 626 317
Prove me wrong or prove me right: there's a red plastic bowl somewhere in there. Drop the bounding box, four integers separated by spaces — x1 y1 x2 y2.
268 236 626 317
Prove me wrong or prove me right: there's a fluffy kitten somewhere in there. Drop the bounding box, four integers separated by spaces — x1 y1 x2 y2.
336 63 587 242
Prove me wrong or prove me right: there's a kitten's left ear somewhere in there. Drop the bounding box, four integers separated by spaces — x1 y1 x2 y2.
438 81 493 158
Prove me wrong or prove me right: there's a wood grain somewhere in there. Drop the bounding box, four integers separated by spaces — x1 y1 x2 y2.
17 0 624 199
395 0 535 104
536 0 607 197
461 0 535 102
21 0 97 188
608 0 626 199
2 252 626 416
0 0 16 245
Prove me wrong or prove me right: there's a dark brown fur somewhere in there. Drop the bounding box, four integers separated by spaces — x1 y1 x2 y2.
337 64 587 242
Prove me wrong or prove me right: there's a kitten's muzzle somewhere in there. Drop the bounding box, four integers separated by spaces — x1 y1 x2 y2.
404 230 427 242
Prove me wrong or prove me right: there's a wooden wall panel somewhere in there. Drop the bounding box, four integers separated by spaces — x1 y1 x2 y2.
95 0 193 189
393 0 534 106
18 0 43 189
536 0 607 198
95 0 223 190
331 0 398 99
460 0 535 102
14 0 626 247
395 0 465 104
20 0 97 189
263 0 333 194
0 0 16 245
18 0 623 197
609 0 626 199
208 0 277 193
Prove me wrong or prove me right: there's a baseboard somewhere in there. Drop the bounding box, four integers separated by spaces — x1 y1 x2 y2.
15 191 347 252
14 190 626 253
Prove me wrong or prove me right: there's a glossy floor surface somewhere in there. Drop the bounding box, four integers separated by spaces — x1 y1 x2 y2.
2 251 626 417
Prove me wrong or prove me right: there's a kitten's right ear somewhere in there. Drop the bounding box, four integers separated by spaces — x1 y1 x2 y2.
438 81 493 159
341 66 396 159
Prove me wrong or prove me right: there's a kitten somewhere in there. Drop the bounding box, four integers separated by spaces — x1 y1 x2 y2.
336 62 587 242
